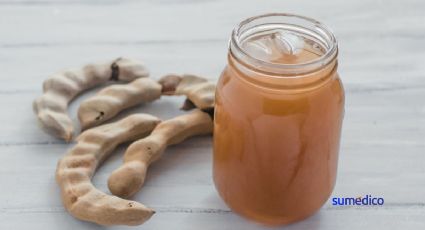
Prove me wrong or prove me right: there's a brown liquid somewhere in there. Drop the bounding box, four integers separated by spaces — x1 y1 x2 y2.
213 48 344 225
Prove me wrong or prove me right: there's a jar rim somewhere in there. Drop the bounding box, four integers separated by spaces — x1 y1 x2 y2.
230 13 338 76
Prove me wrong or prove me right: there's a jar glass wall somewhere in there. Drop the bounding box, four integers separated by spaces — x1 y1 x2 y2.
213 13 344 225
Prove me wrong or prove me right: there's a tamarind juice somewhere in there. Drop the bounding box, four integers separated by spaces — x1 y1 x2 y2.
213 14 344 225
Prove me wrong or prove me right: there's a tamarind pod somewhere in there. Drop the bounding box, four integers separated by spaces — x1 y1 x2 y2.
158 74 215 110
176 74 215 109
78 78 162 130
56 114 160 226
33 58 149 141
158 73 182 95
108 109 213 198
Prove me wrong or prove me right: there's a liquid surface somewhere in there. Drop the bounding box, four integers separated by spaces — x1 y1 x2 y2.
213 33 344 225
241 30 325 64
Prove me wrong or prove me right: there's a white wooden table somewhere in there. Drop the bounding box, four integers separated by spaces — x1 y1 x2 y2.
0 0 424 229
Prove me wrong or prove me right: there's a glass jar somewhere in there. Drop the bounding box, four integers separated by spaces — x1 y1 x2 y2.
213 13 344 225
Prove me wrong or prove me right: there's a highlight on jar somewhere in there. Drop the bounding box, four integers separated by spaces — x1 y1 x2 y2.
213 13 344 225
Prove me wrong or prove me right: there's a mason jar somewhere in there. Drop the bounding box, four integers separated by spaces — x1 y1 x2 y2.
213 13 344 225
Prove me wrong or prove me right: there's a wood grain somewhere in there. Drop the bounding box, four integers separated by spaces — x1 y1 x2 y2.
0 0 424 229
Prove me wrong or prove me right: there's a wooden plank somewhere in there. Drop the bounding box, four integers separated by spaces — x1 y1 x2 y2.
1 39 425 91
0 0 422 88
0 0 422 46
0 86 423 145
0 0 390 44
0 92 193 145
0 42 227 91
0 1 423 90
0 138 424 228
0 141 424 210
0 204 424 230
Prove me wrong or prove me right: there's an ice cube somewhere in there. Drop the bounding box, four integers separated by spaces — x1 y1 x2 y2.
242 30 305 62
271 31 304 56
242 36 276 61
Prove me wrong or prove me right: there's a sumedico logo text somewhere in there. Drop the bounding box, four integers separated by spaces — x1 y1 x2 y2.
332 195 384 206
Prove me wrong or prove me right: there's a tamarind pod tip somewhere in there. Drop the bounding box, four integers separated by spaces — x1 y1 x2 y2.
66 191 156 226
108 161 148 198
36 110 74 142
158 74 182 95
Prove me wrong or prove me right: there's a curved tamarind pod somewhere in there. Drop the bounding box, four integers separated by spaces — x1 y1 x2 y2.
56 113 160 226
33 58 149 141
78 78 162 130
108 109 213 198
158 74 215 110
